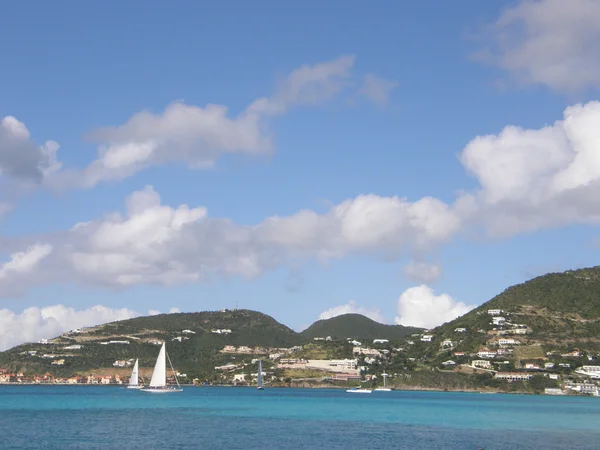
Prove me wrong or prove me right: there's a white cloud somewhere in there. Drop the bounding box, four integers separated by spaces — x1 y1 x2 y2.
0 304 139 351
359 74 398 105
45 56 355 190
319 300 385 323
394 285 475 329
459 100 600 236
476 0 600 91
0 116 61 183
402 261 442 284
0 186 460 295
0 244 53 296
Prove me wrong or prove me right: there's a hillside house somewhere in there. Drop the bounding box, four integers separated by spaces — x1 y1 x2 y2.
441 340 454 348
472 360 492 369
512 328 529 335
182 329 196 334
487 309 503 316
524 363 541 370
373 339 389 344
421 335 433 342
51 359 65 366
494 372 532 381
442 360 456 367
63 345 82 350
215 364 238 371
306 359 358 373
498 339 520 346
544 362 555 369
477 351 497 359
575 365 600 378
454 328 467 333
353 347 382 357
491 317 506 325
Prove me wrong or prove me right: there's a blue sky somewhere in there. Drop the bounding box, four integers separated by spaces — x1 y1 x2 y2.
1 0 600 348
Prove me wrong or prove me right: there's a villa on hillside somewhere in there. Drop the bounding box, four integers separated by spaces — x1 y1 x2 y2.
494 372 532 381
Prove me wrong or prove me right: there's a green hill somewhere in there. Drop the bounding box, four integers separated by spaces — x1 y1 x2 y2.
301 313 422 341
426 266 600 364
0 309 303 379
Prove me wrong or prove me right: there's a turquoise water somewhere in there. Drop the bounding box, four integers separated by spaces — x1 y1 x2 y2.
1 386 599 449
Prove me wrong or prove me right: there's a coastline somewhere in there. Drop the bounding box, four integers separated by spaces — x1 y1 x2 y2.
0 381 531 394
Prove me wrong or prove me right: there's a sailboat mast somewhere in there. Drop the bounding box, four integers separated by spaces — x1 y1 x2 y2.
166 349 181 388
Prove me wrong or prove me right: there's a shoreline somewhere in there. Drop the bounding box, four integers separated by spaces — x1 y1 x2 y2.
0 382 533 395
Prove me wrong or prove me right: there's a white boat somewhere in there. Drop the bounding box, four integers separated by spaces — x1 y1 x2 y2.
346 386 372 394
140 343 183 393
257 359 264 390
374 372 392 392
126 359 144 389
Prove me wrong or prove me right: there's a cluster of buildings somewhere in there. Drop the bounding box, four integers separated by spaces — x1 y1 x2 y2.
0 369 127 385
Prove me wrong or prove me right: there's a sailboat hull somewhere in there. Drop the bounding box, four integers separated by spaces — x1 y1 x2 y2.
140 387 183 393
126 385 145 390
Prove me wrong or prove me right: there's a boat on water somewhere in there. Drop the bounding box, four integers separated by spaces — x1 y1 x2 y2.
140 343 183 393
346 386 372 394
374 372 392 392
257 360 264 390
126 359 144 389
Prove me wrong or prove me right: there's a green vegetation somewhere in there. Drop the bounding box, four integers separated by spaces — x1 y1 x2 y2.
301 313 421 340
3 265 600 393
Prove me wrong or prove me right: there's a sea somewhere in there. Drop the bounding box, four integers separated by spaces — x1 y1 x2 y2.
1 386 599 449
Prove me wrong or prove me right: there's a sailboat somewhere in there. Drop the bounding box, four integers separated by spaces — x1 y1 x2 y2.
126 359 144 389
140 342 183 393
256 359 264 390
374 372 392 391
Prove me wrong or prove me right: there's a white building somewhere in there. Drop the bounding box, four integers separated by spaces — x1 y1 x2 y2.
182 329 196 334
491 317 506 325
373 339 389 344
487 309 503 316
477 351 497 359
454 328 467 333
472 360 492 369
306 359 358 373
420 335 433 342
498 339 520 346
575 365 600 378
494 372 532 381
441 340 454 348
63 345 82 350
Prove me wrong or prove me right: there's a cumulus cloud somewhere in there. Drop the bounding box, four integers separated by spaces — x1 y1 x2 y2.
0 185 461 295
0 304 139 351
459 100 600 236
475 0 600 91
45 56 355 189
359 74 398 106
2 100 600 295
394 285 475 329
319 300 385 323
402 261 442 284
0 116 61 183
0 244 53 296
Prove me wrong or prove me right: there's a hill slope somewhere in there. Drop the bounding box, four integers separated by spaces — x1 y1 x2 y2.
427 266 600 364
0 309 303 378
301 313 422 341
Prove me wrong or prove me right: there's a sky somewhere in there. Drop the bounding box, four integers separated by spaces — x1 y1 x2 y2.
2 0 600 350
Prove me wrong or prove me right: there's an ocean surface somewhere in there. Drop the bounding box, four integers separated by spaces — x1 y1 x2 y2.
1 386 599 449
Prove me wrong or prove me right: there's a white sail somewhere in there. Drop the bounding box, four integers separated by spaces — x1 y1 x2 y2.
257 360 263 388
149 343 167 388
129 359 139 386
